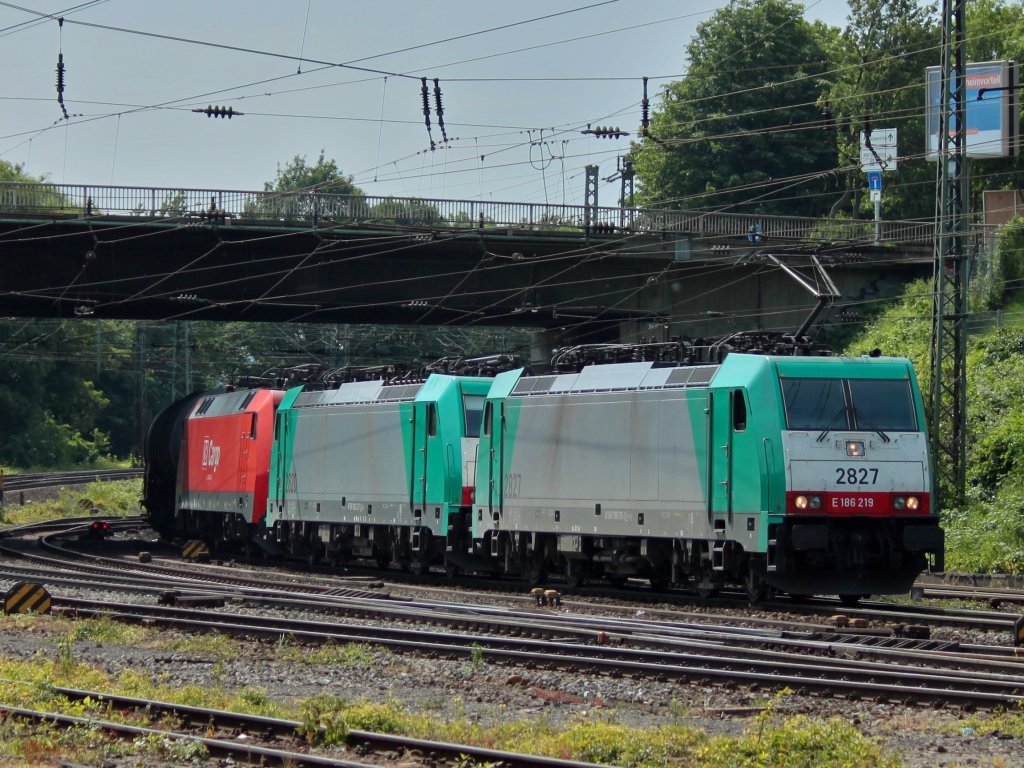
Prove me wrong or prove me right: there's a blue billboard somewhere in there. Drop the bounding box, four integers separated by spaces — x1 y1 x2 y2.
926 60 1018 159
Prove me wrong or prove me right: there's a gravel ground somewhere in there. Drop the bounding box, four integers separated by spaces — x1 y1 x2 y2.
0 516 1019 766
0 577 1019 767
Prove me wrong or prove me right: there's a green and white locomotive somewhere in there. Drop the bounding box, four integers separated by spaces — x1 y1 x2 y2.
469 353 942 600
265 373 491 574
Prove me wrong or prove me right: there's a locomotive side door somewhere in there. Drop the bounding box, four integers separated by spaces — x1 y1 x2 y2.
409 401 436 515
483 400 504 518
708 388 735 523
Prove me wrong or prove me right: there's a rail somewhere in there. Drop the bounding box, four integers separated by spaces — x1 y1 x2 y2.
0 180 952 244
0 468 142 494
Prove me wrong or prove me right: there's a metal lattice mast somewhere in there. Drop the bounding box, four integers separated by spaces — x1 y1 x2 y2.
928 0 969 508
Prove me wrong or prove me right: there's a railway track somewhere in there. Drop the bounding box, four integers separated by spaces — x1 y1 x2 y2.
0 468 142 492
2 518 1024 709
2 686 602 768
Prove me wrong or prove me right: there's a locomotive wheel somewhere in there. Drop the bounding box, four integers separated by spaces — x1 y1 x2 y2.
649 575 670 591
695 583 718 600
608 575 628 589
523 564 546 586
445 561 460 580
409 559 429 577
744 567 769 604
564 561 585 589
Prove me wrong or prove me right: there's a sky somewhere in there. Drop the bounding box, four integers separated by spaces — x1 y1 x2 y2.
0 0 856 208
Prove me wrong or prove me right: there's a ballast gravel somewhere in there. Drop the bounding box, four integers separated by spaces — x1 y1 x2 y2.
0 580 1017 768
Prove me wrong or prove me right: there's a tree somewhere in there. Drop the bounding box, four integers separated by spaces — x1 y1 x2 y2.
264 150 362 196
632 0 838 216
963 0 1024 205
819 0 938 221
247 150 364 221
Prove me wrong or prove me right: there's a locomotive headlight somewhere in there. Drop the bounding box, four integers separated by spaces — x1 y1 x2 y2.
905 496 919 510
808 495 823 509
846 440 865 457
795 494 823 510
795 495 809 509
894 496 906 510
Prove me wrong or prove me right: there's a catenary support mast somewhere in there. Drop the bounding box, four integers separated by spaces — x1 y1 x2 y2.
928 0 969 508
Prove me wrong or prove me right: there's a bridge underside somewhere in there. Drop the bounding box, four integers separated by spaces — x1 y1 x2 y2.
0 216 930 344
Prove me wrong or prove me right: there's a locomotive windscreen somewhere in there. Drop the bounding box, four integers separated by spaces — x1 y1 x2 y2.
463 393 485 437
781 378 918 432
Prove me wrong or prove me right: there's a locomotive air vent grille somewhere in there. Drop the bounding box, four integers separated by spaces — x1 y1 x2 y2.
511 375 557 396
294 391 327 408
664 365 719 388
377 383 423 402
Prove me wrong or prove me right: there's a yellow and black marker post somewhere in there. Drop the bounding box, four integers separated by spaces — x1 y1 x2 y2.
4 581 51 614
182 540 210 562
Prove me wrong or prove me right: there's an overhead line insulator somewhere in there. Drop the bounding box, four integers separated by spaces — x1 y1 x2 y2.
192 105 244 119
582 126 629 139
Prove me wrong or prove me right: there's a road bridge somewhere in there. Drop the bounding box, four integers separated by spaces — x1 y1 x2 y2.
0 182 936 346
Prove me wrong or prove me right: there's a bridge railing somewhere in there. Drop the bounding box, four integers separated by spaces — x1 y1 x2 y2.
0 181 941 244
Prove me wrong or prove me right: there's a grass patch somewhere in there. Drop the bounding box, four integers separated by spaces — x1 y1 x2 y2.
1 478 141 526
297 695 900 767
958 704 1024 738
0 622 904 768
162 632 240 661
276 640 379 667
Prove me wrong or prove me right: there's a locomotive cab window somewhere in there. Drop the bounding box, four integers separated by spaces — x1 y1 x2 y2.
463 394 485 438
732 390 747 431
482 401 493 437
427 403 438 437
782 378 847 431
782 377 917 432
848 379 917 431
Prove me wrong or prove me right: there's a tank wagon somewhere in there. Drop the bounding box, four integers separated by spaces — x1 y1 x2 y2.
470 354 943 599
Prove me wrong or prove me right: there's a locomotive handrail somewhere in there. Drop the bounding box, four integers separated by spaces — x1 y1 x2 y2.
0 180 958 245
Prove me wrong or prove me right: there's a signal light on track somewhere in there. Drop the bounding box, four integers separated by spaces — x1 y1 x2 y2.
89 520 111 538
193 105 243 119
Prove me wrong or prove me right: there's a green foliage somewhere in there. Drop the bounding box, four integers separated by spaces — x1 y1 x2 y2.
965 329 1024 494
840 248 1024 572
840 278 932 372
277 641 377 667
248 150 363 222
2 479 141 527
698 712 899 768
264 150 362 197
818 0 937 220
0 160 39 182
0 314 528 470
987 217 1024 306
943 485 1024 573
633 0 837 215
959 702 1024 738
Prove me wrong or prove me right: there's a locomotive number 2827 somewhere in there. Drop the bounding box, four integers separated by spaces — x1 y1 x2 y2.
835 467 879 485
